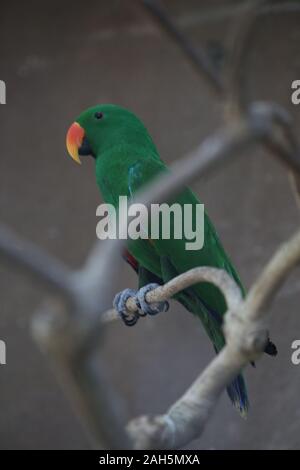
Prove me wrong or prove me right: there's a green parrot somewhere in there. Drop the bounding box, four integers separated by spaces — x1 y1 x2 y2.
66 104 277 417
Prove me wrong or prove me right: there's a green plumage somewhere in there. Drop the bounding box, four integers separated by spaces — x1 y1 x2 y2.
76 104 249 416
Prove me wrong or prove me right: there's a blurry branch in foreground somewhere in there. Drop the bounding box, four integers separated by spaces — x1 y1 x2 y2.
126 227 300 448
0 100 300 449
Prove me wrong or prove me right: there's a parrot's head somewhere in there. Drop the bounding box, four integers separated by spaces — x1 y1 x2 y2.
66 104 152 164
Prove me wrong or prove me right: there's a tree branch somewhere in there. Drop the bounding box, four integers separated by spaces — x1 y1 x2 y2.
141 0 224 94
126 227 300 449
102 266 242 323
0 224 73 297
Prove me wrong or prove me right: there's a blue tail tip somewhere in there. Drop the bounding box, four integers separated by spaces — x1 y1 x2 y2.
227 374 249 418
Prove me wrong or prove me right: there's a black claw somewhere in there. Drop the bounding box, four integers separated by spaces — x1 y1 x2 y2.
113 288 140 327
120 311 139 327
113 284 169 327
265 339 278 356
136 302 147 317
137 283 169 316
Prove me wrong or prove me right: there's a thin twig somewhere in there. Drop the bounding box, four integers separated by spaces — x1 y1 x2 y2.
225 0 300 118
141 0 224 94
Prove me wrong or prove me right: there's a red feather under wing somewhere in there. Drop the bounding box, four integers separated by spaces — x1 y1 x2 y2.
122 249 139 273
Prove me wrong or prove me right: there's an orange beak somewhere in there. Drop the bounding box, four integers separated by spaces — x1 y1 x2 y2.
66 122 85 164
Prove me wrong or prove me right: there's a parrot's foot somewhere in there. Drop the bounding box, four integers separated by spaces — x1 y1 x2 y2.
113 284 169 327
113 289 140 327
137 283 169 316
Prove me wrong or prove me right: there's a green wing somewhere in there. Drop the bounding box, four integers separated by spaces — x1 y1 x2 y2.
126 158 245 318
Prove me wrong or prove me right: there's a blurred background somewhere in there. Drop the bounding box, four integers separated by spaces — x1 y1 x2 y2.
0 0 300 449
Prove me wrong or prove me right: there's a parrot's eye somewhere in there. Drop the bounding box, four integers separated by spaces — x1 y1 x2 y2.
94 112 103 120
